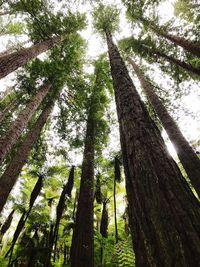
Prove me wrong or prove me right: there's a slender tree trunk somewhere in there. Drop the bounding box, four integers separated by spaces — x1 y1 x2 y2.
147 21 200 57
113 176 118 243
0 209 15 243
0 35 63 80
106 31 200 267
0 98 17 124
127 57 200 198
0 96 56 213
70 113 95 267
0 11 11 16
154 48 200 76
0 82 51 166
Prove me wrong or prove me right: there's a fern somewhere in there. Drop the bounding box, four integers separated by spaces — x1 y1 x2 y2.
112 239 135 267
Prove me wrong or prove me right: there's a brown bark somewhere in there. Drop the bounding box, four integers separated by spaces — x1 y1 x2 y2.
0 98 17 124
128 57 200 198
148 22 200 57
106 31 200 267
70 113 95 267
0 97 55 213
113 173 118 243
0 11 11 16
0 82 51 166
0 35 63 80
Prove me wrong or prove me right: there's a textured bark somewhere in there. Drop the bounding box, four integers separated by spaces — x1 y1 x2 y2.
128 57 200 198
0 98 55 213
70 113 95 267
0 98 17 123
100 201 108 238
0 35 63 80
0 82 51 166
106 31 200 267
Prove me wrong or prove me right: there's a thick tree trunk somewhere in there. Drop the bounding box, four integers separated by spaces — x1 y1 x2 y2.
0 97 55 213
0 98 17 123
0 82 51 166
0 209 15 243
0 35 63 80
70 113 95 267
128 57 200 198
106 31 200 267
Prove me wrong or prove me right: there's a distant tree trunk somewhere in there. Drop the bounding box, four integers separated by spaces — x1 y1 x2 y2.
52 166 75 263
0 209 15 243
113 174 118 244
0 82 51 166
128 57 200 198
5 175 43 259
106 30 200 267
0 98 17 123
0 95 56 213
0 35 63 80
0 11 11 16
147 21 200 57
70 112 95 267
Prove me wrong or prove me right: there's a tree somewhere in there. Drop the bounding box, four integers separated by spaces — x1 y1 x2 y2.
0 36 63 80
127 57 200 198
93 4 200 266
0 94 57 213
0 82 51 166
70 58 110 267
123 0 200 57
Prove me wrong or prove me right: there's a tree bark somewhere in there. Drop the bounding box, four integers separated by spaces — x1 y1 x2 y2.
113 175 118 243
0 98 17 124
0 96 55 213
127 57 200 198
0 35 63 80
0 82 51 166
106 31 200 267
70 113 95 267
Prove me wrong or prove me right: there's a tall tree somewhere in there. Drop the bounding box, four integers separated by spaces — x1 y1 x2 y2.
0 82 51 166
127 57 200 197
123 0 200 57
70 58 110 267
0 36 63 80
0 94 56 213
93 5 200 266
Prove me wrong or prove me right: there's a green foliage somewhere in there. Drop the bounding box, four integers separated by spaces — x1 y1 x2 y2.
93 4 120 35
112 239 135 267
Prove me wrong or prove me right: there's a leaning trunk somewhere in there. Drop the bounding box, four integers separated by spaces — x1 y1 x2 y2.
0 98 17 123
147 21 200 57
106 31 200 267
0 35 63 80
70 113 95 267
128 57 200 198
0 95 56 213
0 209 15 243
0 82 51 166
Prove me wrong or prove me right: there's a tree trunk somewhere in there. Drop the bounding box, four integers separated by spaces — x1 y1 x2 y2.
147 21 200 57
0 82 51 166
127 57 200 198
154 48 200 76
0 35 63 80
0 98 17 124
113 175 118 243
106 31 200 267
0 11 11 16
0 209 15 243
0 96 56 213
70 113 95 267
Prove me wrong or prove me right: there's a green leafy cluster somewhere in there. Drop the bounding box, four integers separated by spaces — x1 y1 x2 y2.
112 239 135 267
